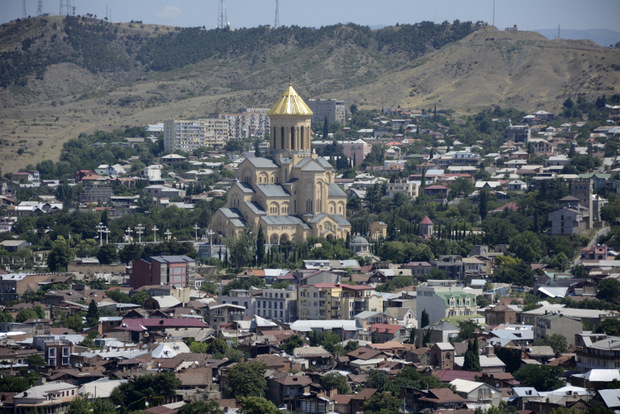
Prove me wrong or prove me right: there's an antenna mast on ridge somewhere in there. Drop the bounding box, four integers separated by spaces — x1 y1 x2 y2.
217 0 228 29
37 0 43 16
22 0 27 18
274 0 280 28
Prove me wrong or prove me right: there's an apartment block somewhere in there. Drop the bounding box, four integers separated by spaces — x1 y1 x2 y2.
307 99 346 126
298 283 382 320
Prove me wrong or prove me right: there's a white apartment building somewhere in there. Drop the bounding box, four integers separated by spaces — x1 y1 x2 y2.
219 108 270 141
163 118 230 153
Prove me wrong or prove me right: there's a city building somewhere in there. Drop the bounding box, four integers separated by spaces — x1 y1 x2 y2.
307 98 346 126
210 80 351 243
386 178 418 199
256 288 298 322
130 255 196 289
534 313 583 347
417 284 478 326
163 118 229 152
13 382 79 414
298 283 382 320
219 107 270 141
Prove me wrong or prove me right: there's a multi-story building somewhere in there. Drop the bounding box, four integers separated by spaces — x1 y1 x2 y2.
416 284 478 326
34 336 72 367
307 98 346 126
256 288 298 322
130 255 196 289
0 273 52 303
505 124 530 143
534 313 583 347
163 118 229 153
219 289 258 317
79 183 113 204
13 382 79 414
576 335 620 371
219 108 270 141
298 283 382 320
386 179 418 199
341 139 372 167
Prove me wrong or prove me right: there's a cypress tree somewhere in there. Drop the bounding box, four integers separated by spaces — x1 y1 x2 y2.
256 226 265 266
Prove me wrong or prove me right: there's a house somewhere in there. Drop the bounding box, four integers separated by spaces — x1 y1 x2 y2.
548 207 586 236
453 354 506 373
402 387 470 412
422 185 450 203
369 323 407 343
431 343 455 370
485 305 518 326
576 335 620 372
206 304 245 329
534 313 583 347
130 255 196 289
449 378 503 407
13 382 79 414
416 284 477 326
267 374 312 408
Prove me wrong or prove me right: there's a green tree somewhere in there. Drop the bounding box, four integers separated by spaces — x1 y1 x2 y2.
26 354 46 367
321 372 349 394
110 373 181 412
130 290 151 306
256 225 265 266
479 188 489 220
238 396 279 414
596 318 620 336
207 338 228 356
463 337 481 372
48 236 74 272
0 368 40 391
0 310 14 322
421 309 430 328
597 278 620 303
534 334 568 355
176 401 223 414
458 320 479 340
118 243 143 265
509 231 543 263
86 299 99 327
514 365 564 391
16 308 38 323
362 391 403 414
225 361 267 400
282 334 304 355
189 341 208 353
96 244 118 264
225 226 256 272
549 252 570 271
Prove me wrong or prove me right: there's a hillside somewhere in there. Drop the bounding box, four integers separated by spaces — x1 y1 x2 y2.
0 16 619 173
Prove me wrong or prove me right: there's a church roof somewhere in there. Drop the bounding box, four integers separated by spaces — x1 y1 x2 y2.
301 160 326 172
219 208 246 227
244 201 266 215
268 82 313 116
420 216 433 225
245 157 279 169
234 181 255 193
328 183 347 197
256 184 290 197
261 215 311 229
308 213 351 227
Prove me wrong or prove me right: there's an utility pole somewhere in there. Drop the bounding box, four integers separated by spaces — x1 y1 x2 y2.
135 224 145 244
152 225 159 243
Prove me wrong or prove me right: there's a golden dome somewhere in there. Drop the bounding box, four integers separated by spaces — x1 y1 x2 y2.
268 80 313 116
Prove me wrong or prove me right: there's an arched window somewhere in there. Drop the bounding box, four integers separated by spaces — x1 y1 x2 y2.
281 127 285 149
291 127 295 149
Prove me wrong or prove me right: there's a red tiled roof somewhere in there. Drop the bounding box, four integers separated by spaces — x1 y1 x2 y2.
420 216 433 225
437 370 479 382
370 323 402 334
116 318 208 331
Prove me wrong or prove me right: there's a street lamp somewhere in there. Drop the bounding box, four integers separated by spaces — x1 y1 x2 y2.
152 225 159 243
135 224 145 244
103 226 110 244
96 222 105 246
193 223 200 241
125 227 133 243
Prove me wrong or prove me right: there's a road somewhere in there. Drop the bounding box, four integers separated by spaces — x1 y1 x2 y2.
573 225 610 266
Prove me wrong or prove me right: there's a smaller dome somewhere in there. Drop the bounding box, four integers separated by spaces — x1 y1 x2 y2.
351 236 369 245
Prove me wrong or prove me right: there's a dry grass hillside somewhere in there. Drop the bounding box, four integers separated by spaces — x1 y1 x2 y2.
0 17 618 173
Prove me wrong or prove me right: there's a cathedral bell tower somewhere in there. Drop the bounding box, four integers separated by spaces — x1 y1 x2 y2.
268 79 313 155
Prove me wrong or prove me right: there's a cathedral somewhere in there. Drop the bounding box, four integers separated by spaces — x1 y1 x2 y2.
209 81 351 244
